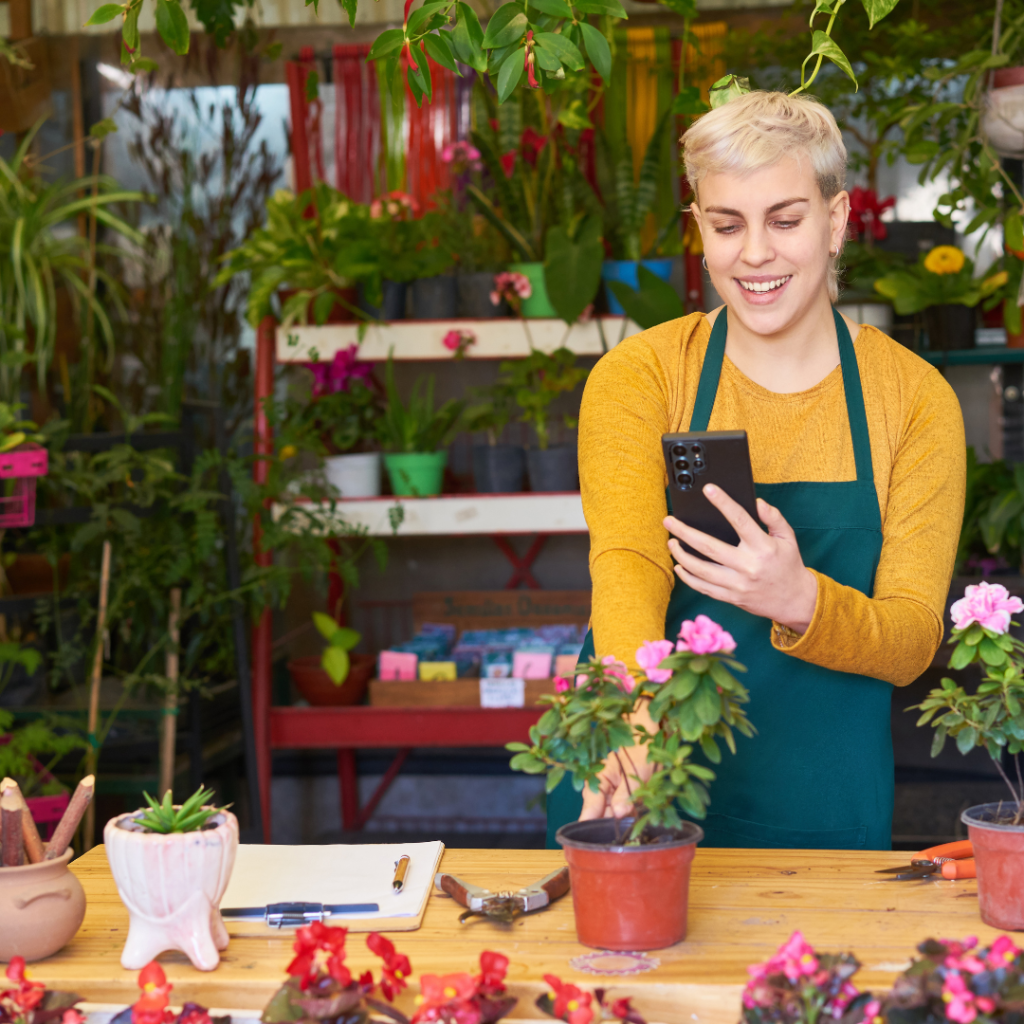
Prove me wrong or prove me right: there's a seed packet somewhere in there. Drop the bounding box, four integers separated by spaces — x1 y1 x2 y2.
481 648 514 678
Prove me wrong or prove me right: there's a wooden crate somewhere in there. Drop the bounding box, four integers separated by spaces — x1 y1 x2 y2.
369 676 555 707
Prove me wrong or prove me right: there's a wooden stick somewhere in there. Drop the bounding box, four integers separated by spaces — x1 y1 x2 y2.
84 540 112 852
159 588 182 798
2 791 23 866
0 777 44 863
45 775 94 861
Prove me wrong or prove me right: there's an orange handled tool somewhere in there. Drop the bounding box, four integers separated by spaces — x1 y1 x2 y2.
877 840 975 881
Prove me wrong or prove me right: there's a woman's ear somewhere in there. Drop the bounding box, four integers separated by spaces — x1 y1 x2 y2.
829 190 850 251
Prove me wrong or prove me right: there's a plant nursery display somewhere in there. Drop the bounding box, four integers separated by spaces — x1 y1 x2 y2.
911 581 1024 928
508 615 752 949
104 785 239 971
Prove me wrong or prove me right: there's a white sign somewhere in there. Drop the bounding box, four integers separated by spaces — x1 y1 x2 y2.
479 677 526 708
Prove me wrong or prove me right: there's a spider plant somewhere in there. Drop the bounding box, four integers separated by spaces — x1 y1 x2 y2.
0 120 144 403
376 353 464 453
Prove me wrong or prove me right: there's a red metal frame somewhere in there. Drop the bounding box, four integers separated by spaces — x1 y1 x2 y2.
492 534 548 589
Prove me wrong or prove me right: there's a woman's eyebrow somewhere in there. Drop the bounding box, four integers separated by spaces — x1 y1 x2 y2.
703 197 810 216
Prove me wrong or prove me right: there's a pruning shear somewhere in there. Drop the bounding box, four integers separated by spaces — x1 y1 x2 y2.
433 866 570 924
876 840 976 881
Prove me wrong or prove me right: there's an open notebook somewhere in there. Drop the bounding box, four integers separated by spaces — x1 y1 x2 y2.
221 840 445 934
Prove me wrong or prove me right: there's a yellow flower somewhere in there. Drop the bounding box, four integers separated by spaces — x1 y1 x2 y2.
982 270 1009 293
923 245 966 275
280 445 297 460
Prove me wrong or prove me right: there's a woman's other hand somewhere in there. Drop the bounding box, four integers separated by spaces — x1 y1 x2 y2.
579 742 654 821
664 486 818 634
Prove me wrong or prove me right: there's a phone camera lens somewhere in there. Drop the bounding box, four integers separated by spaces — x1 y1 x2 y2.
693 459 705 472
674 458 689 470
671 443 686 458
676 472 693 489
691 444 703 456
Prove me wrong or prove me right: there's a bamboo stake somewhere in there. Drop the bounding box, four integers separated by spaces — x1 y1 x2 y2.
159 588 182 799
83 541 112 852
46 775 94 860
0 777 44 863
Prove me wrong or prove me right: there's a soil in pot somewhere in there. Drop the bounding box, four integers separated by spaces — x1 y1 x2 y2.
962 802 1024 930
288 652 374 706
472 444 526 493
360 280 408 320
411 275 458 319
325 452 381 498
556 818 703 950
384 451 447 497
459 272 510 318
0 849 86 962
924 304 976 351
527 446 578 492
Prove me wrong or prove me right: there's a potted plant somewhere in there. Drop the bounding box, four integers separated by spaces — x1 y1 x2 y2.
104 786 239 971
377 355 465 497
287 612 373 707
0 957 84 1020
498 349 588 493
508 615 753 949
911 581 1024 929
463 378 524 494
874 246 1004 350
217 182 379 328
408 205 458 320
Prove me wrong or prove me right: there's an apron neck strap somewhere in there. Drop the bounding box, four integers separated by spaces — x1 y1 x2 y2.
688 307 875 485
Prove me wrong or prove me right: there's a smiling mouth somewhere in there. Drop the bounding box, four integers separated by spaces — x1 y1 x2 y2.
737 276 791 294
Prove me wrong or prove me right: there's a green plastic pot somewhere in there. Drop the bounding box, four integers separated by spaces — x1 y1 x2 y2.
509 262 557 319
384 451 447 497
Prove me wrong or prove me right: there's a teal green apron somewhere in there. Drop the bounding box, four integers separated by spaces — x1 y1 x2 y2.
547 307 893 850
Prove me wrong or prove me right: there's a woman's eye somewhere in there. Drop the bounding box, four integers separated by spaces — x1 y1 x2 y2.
772 219 801 229
713 224 740 234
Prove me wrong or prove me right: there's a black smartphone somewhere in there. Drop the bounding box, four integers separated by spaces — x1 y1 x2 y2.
662 431 760 557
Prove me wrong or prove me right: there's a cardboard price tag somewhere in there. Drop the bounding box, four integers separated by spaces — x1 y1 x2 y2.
479 677 526 708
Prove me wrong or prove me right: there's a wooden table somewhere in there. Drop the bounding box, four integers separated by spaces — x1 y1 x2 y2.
29 847 1012 1024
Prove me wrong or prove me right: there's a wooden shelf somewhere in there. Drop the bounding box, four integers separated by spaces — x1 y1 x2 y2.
276 316 641 363
921 346 1024 366
279 492 588 536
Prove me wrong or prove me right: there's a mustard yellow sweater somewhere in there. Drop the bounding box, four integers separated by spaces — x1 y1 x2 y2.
579 313 966 687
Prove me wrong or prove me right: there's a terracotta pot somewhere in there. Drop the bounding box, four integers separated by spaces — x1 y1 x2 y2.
104 809 239 971
288 652 374 706
0 849 85 962
962 803 1024 930
556 818 703 951
5 553 70 595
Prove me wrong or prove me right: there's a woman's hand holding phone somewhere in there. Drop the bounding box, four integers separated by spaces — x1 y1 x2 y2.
665 485 818 634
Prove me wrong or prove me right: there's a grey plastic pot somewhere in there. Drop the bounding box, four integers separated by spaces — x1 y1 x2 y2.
411 275 458 319
924 304 975 351
458 272 510 318
472 444 526 493
360 279 408 321
527 445 578 492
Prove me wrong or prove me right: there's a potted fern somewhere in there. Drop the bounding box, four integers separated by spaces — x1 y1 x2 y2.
377 355 465 497
104 786 238 972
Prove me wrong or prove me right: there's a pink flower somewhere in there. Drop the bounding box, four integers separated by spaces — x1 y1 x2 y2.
554 675 571 693
942 973 978 1024
677 614 736 655
601 655 635 693
635 640 674 683
370 190 419 221
443 329 476 359
986 935 1020 969
441 141 482 171
854 999 882 1024
950 581 1023 634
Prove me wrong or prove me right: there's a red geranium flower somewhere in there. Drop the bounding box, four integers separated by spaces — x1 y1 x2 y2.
543 975 593 1024
848 186 895 243
476 951 508 995
287 922 352 990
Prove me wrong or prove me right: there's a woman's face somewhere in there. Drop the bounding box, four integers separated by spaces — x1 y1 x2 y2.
691 156 849 336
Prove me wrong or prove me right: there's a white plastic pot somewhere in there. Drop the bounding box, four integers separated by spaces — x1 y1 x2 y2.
982 69 1024 158
325 452 381 498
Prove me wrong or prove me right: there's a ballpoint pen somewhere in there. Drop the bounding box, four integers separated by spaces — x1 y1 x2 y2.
393 855 411 892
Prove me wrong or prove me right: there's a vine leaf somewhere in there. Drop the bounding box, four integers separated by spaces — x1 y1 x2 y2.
859 0 900 29
804 29 857 89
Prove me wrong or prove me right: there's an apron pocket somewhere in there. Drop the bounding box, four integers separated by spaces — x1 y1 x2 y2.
702 813 867 850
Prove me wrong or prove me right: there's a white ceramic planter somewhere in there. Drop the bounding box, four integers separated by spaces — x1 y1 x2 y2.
104 809 239 971
983 83 1024 158
325 452 381 498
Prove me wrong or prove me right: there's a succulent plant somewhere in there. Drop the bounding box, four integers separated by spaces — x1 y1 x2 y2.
136 786 226 834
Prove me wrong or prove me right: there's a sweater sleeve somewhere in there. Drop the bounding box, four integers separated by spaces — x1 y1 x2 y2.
770 367 966 686
579 323 690 671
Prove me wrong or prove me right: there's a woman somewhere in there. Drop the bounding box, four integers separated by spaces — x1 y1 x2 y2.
546 91 966 851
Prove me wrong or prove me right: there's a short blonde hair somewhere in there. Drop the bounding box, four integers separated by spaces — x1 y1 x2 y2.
683 91 848 302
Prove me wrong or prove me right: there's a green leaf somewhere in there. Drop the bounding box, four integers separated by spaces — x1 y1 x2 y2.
573 0 626 15
543 216 603 325
546 766 565 793
672 86 708 116
903 140 939 164
89 117 119 140
313 612 339 641
424 31 460 72
406 1 448 36
980 637 1008 666
607 265 684 329
86 2 123 24
534 31 584 71
1007 211 1024 254
805 30 856 88
322 645 351 685
481 3 528 48
305 68 320 102
529 0 572 16
578 22 611 83
496 47 525 103
858 0 899 29
534 46 563 73
930 726 947 758
122 4 140 51
708 73 749 109
956 726 978 755
155 0 190 55
451 3 487 71
330 626 361 651
368 28 406 59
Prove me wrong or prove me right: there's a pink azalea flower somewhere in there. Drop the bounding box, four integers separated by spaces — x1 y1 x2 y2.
677 614 736 655
601 654 635 693
950 581 1023 634
635 639 674 683
554 675 571 693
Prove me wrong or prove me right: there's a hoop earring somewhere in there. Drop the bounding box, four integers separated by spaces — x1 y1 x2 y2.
702 256 708 271
829 244 840 258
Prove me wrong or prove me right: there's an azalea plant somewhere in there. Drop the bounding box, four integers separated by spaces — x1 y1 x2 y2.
0 957 84 1024
911 582 1024 823
873 246 1005 315
508 614 754 841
